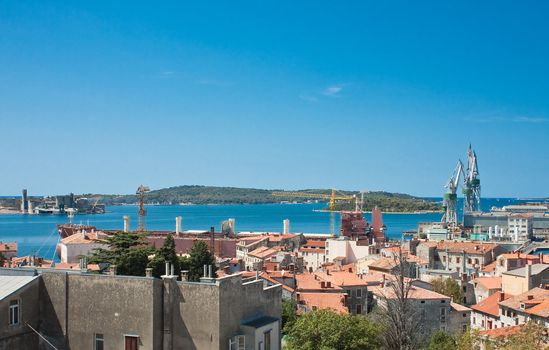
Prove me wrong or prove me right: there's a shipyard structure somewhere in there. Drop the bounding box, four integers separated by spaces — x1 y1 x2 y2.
419 145 549 243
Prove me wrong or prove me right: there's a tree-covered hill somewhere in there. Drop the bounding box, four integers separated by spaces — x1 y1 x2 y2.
94 185 440 212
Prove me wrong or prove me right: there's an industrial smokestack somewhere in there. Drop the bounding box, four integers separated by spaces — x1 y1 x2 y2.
123 216 130 233
283 219 290 234
176 216 182 235
21 189 28 213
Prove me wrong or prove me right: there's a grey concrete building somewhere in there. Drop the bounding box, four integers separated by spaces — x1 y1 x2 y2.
0 270 40 349
0 267 281 350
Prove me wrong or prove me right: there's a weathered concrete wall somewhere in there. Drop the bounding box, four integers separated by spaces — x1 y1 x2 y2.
66 274 162 350
172 281 221 350
219 276 281 350
39 272 68 350
0 277 40 349
40 272 163 350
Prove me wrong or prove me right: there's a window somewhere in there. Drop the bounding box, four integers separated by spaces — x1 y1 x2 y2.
440 308 447 323
9 300 19 326
230 335 245 350
356 304 362 315
95 334 104 350
356 289 362 298
456 257 461 263
264 330 271 350
124 336 139 350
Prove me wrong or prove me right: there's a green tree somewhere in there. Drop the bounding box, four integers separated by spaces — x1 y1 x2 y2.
0 252 6 267
432 277 464 304
147 235 181 278
428 330 457 350
89 231 153 276
187 241 217 282
285 309 382 350
282 299 298 334
494 321 547 350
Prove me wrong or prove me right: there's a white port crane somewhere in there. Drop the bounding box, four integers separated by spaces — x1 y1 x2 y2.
442 160 465 227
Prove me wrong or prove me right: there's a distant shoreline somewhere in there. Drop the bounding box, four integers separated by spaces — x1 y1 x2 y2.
313 209 443 215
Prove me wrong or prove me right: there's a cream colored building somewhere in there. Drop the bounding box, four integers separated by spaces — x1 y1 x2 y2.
325 238 376 264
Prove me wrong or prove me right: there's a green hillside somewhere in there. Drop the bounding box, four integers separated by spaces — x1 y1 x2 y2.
96 186 440 212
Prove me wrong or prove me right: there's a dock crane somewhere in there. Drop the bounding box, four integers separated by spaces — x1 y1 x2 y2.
136 185 150 231
272 189 358 236
442 160 464 227
463 144 481 212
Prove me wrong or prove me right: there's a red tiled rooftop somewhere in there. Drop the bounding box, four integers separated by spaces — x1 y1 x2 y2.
473 277 502 290
499 287 549 317
298 292 348 314
299 248 325 254
0 242 17 252
303 240 326 248
372 284 450 300
481 261 497 273
471 292 510 317
479 325 523 339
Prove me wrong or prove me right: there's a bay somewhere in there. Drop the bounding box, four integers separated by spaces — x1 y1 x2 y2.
0 198 530 258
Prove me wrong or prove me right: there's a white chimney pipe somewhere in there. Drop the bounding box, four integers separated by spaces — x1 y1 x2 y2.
176 216 182 235
283 219 290 234
123 216 130 233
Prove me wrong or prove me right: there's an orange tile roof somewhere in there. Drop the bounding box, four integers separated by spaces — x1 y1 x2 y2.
367 257 398 270
435 241 499 254
499 287 549 317
481 261 497 273
268 233 298 242
299 248 325 254
479 325 523 339
525 300 549 318
315 271 373 287
303 240 326 248
248 246 278 259
471 291 510 317
0 242 17 252
259 272 294 292
372 285 450 300
451 302 471 312
61 231 107 245
298 292 348 314
326 263 357 273
500 252 540 260
473 277 502 290
296 273 343 292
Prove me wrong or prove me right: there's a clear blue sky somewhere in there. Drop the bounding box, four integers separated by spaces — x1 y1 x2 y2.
1 1 548 197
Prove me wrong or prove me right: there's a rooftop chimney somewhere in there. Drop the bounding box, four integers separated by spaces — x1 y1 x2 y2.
526 263 533 290
499 293 505 302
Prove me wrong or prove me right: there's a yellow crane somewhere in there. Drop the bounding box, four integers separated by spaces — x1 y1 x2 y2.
272 189 357 236
272 188 355 211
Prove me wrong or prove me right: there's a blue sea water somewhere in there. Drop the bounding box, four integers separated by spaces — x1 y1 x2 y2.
0 198 533 258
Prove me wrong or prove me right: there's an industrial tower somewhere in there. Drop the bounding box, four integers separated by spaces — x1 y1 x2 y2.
463 145 481 212
136 185 150 231
442 160 464 227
